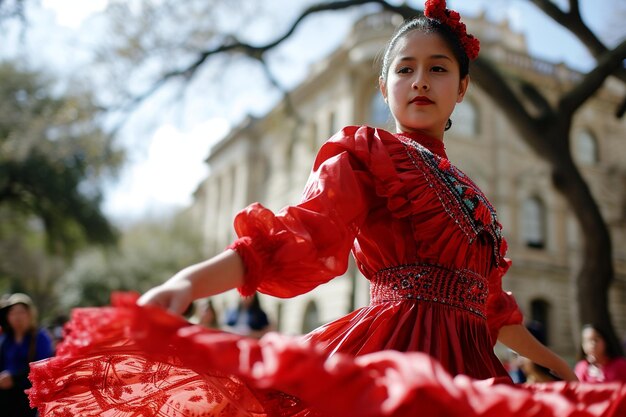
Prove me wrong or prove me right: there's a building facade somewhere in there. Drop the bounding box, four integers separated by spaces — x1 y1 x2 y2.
190 12 626 359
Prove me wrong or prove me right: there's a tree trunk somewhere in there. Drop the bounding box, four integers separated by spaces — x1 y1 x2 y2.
547 131 622 356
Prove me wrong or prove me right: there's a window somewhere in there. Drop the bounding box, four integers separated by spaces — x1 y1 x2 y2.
529 299 550 345
574 130 599 165
450 98 479 136
521 196 546 249
369 92 391 127
328 112 337 137
301 300 321 334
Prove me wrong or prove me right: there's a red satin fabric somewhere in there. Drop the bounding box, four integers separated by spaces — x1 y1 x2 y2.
28 294 626 417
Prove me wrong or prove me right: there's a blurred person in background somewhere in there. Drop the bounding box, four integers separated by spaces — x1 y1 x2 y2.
575 323 626 383
196 298 220 329
224 292 270 338
0 293 53 417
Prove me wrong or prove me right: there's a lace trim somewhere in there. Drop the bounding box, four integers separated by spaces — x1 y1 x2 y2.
370 264 488 319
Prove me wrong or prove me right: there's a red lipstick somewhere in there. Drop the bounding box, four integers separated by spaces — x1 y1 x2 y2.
410 96 434 105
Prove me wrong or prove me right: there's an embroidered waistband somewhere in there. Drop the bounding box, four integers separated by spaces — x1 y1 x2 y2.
370 264 488 318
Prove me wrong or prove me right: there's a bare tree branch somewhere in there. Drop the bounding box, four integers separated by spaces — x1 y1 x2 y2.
530 0 607 56
116 1 420 115
257 55 303 125
471 57 546 144
568 0 580 19
529 0 626 111
520 81 553 117
560 39 626 116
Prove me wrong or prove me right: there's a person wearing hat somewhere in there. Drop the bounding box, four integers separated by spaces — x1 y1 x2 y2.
0 293 53 417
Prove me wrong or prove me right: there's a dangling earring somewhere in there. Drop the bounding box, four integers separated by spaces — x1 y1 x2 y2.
445 119 452 131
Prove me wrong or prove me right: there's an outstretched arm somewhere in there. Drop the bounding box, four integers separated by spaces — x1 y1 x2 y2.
498 324 578 381
137 249 244 314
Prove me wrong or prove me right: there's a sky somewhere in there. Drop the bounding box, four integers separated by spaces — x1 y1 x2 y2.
3 0 623 224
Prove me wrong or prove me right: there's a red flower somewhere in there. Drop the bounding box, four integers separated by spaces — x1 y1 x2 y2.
423 0 480 61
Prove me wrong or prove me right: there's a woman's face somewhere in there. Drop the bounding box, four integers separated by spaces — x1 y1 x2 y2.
7 303 31 334
379 31 469 139
582 327 607 362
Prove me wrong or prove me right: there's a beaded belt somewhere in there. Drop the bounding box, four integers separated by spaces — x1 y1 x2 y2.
370 264 488 319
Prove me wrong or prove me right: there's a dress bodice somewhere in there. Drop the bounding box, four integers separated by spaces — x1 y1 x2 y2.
349 128 506 281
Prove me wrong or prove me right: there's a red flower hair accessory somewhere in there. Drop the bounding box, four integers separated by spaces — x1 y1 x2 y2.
424 0 480 60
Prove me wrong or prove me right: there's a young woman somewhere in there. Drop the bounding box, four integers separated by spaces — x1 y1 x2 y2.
29 1 625 416
575 324 626 383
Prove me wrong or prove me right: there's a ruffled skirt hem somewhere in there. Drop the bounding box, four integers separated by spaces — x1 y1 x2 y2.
28 293 626 417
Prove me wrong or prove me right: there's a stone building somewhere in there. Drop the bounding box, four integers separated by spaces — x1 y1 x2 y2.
189 12 626 359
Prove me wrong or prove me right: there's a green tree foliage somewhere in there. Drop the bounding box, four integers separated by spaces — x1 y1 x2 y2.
0 61 124 314
0 61 123 256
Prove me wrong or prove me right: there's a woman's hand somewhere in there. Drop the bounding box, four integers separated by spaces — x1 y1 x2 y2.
137 278 194 315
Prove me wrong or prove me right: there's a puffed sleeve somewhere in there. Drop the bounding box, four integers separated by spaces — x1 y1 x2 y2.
228 126 375 298
486 255 524 345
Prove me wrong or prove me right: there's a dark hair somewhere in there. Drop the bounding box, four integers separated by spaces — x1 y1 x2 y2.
579 323 623 360
380 16 470 83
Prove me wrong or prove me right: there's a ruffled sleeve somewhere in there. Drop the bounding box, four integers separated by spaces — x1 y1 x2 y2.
229 126 375 297
486 252 524 344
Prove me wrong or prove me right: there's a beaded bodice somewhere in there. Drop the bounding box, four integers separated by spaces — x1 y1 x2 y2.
396 134 504 263
370 264 488 319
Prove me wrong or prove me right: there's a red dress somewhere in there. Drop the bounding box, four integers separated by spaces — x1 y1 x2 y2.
28 126 626 416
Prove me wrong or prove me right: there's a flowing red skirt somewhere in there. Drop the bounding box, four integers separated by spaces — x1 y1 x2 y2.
28 293 626 417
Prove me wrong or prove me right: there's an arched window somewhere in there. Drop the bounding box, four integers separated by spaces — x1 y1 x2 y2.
369 92 391 127
301 300 321 334
450 98 479 136
574 130 599 165
529 299 550 345
521 196 546 249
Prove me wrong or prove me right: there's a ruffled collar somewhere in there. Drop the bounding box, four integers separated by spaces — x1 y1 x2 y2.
394 131 448 159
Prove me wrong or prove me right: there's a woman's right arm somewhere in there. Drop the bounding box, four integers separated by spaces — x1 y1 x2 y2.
140 127 374 314
138 249 244 314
